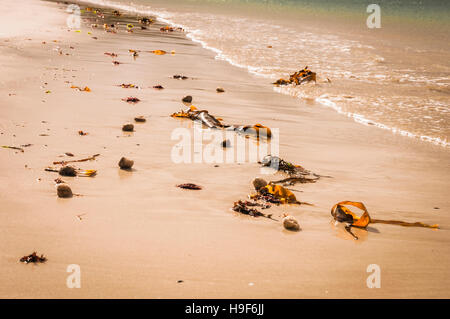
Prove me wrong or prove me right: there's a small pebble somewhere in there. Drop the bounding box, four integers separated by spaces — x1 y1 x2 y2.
216 87 225 93
282 215 300 231
134 116 146 123
57 184 73 198
122 124 134 132
118 157 134 169
182 95 192 104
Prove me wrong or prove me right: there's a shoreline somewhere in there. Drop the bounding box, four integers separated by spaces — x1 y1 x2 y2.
73 0 450 149
0 0 449 298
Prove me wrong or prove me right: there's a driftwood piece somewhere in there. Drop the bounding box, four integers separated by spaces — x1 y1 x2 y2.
53 154 100 165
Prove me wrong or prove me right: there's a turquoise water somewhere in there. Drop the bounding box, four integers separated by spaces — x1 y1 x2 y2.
75 0 450 146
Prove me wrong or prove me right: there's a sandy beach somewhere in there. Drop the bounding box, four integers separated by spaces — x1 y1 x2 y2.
0 0 449 298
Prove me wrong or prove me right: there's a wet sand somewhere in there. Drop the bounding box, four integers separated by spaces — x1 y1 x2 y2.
0 0 449 298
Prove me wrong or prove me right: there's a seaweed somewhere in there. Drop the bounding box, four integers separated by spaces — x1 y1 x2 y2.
2 145 24 152
20 252 47 264
173 75 188 80
249 192 281 205
122 97 140 104
331 201 439 240
118 83 139 89
261 155 325 185
177 183 202 190
150 50 166 55
273 66 316 86
171 105 272 139
59 166 77 177
139 17 153 25
45 166 97 177
53 154 100 165
70 86 91 92
232 200 276 220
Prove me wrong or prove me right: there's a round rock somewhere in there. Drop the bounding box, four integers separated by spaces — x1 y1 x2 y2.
283 215 300 231
59 166 77 177
252 178 268 191
182 95 192 104
118 157 134 169
122 124 134 132
57 184 73 198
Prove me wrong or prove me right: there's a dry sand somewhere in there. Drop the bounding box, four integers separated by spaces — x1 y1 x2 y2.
0 0 449 298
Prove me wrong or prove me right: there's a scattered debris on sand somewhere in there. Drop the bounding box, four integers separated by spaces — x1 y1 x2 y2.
177 183 202 190
139 17 153 25
118 157 134 169
54 178 65 184
20 252 47 264
273 66 316 86
173 75 188 80
122 97 140 104
160 26 177 32
150 50 166 55
118 83 139 89
216 87 225 93
78 130 88 136
104 52 118 57
251 181 310 205
153 85 164 90
70 85 91 92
